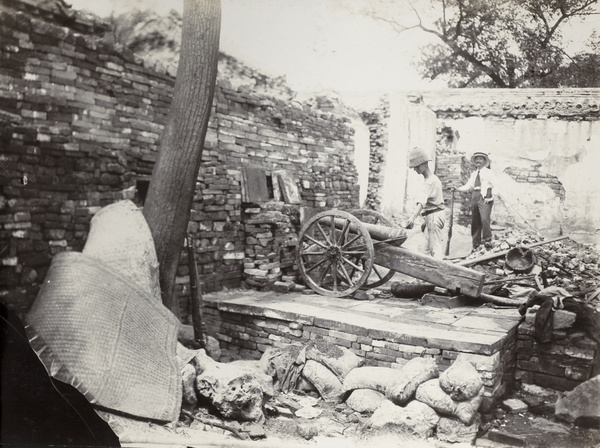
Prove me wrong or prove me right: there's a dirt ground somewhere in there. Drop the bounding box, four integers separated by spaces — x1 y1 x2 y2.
176 386 600 448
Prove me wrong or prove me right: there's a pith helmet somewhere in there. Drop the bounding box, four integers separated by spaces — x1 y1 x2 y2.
471 152 490 167
408 147 432 168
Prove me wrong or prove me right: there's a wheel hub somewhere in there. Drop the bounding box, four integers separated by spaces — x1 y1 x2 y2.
326 245 340 260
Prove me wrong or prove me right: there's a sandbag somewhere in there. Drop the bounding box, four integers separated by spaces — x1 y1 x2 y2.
302 360 344 403
305 341 363 381
227 359 276 398
439 355 483 402
343 366 402 394
82 200 161 302
415 379 482 425
437 415 481 444
386 357 438 405
346 389 386 413
364 399 439 439
259 346 303 392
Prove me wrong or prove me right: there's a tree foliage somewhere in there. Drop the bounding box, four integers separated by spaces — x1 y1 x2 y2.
107 9 182 73
364 0 599 87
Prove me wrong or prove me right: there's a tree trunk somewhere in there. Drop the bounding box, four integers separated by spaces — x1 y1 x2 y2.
143 0 221 315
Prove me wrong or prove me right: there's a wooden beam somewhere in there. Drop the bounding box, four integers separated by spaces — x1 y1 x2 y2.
374 245 486 298
457 236 569 267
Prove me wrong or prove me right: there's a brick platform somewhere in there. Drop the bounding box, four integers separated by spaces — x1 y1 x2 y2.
202 290 524 412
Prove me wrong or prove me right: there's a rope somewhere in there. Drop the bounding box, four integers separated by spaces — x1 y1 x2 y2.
496 193 542 236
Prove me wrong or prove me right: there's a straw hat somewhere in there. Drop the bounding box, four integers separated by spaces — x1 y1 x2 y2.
471 152 490 167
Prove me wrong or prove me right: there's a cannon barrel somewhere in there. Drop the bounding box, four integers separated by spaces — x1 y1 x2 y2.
318 217 407 243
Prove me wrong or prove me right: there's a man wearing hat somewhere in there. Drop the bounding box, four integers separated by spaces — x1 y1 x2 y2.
406 147 446 258
455 152 497 251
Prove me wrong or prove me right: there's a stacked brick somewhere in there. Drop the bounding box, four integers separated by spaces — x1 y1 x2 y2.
241 203 300 289
515 318 600 391
0 0 360 318
204 299 516 412
503 167 566 201
361 99 390 210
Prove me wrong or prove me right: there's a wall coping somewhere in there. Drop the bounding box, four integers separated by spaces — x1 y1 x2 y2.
405 88 600 119
203 290 523 356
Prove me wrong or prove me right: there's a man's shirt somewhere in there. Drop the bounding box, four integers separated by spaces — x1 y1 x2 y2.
458 167 497 198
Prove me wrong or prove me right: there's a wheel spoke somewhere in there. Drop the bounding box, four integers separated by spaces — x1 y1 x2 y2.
304 233 329 250
338 262 354 285
305 256 329 274
316 260 333 287
315 222 332 245
330 214 336 244
372 264 385 280
302 249 327 256
342 249 368 256
337 219 351 246
342 233 363 250
331 261 338 291
340 255 364 272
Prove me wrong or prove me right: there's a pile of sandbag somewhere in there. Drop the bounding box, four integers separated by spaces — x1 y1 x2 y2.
345 355 484 444
260 341 364 404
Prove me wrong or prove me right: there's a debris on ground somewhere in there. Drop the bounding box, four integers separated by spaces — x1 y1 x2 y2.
478 381 600 448
461 228 600 306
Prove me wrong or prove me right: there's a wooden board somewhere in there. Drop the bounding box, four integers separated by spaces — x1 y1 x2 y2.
242 167 269 202
374 245 486 298
276 170 301 204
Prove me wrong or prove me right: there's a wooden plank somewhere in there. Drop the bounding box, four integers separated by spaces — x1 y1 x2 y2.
243 167 269 202
374 245 486 298
276 170 301 204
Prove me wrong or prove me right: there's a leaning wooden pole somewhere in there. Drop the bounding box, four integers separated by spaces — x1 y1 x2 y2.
187 234 206 348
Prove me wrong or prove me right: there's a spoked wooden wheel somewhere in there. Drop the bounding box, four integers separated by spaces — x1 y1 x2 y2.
350 209 398 288
297 210 374 297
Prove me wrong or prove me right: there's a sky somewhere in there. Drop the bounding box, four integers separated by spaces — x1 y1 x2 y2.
67 0 598 108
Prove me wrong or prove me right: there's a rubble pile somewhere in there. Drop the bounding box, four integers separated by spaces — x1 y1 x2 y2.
461 229 600 307
455 230 600 392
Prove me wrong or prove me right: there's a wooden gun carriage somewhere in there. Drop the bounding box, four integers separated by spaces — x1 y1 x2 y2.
296 209 486 298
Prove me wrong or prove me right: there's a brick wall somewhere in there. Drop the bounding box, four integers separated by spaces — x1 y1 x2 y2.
0 0 359 318
503 167 566 201
515 320 599 391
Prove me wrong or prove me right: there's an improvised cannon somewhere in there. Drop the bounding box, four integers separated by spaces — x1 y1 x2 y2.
296 209 486 298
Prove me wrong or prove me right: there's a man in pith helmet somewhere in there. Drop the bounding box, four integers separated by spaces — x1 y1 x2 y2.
455 152 497 251
406 147 446 258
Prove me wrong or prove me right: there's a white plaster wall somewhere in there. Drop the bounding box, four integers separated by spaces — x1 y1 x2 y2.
441 116 600 243
380 94 437 220
352 118 370 207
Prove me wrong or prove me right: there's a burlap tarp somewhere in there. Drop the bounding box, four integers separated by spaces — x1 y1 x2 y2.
24 200 183 422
